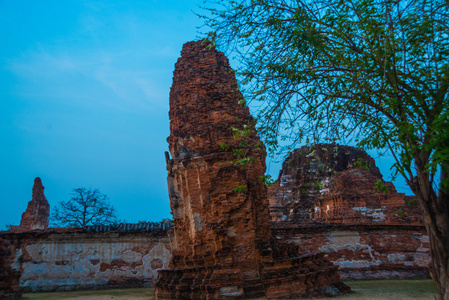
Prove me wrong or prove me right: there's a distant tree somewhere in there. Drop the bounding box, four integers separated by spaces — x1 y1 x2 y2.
51 188 118 228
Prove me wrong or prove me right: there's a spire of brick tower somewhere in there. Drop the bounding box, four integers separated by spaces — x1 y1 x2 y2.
155 40 349 299
19 177 50 230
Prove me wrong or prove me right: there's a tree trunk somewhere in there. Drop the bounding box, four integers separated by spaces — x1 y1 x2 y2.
413 165 449 300
425 220 449 300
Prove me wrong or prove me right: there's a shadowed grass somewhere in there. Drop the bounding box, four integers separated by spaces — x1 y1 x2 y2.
22 279 437 299
317 279 438 300
22 287 155 300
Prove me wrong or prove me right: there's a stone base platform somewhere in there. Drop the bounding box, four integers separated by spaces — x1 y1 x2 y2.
155 252 349 299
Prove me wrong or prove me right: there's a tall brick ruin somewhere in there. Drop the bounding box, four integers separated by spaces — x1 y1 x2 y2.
268 144 422 224
155 41 349 299
19 177 50 230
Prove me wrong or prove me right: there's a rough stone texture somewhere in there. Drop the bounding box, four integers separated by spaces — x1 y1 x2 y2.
0 235 22 299
19 177 50 230
0 225 430 295
0 229 171 292
272 223 430 279
155 41 349 299
268 144 423 224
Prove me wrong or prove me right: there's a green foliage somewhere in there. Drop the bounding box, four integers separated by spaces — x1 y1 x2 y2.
305 150 316 158
353 158 371 171
259 174 275 187
394 207 408 218
233 185 247 194
220 142 230 151
374 179 390 194
231 124 253 140
202 0 449 192
333 146 339 158
406 198 419 209
203 3 449 293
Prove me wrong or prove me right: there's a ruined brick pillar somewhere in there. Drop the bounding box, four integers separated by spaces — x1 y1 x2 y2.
155 41 349 299
19 177 50 230
0 234 22 299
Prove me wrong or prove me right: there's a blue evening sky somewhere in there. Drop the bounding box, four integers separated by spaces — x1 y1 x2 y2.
0 0 412 228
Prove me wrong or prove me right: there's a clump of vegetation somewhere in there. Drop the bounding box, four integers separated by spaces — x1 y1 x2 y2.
205 0 449 295
259 174 274 187
353 157 371 172
394 208 408 218
233 185 247 194
374 179 389 194
406 198 419 209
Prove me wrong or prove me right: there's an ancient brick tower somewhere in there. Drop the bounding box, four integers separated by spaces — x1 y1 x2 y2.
267 144 423 224
155 41 349 299
19 177 50 230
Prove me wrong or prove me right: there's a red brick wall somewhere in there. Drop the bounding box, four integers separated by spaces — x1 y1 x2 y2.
273 223 430 279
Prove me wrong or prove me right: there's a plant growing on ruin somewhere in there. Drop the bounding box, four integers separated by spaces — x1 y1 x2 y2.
406 198 419 209
374 179 390 194
51 187 118 228
393 207 408 218
202 0 449 297
233 185 247 194
353 158 372 172
259 174 275 187
220 123 259 168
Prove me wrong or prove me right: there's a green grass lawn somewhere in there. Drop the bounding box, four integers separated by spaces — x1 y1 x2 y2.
22 287 155 300
22 279 438 299
320 279 438 300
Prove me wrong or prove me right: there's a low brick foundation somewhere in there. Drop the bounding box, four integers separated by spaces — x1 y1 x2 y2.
0 222 430 295
273 223 430 279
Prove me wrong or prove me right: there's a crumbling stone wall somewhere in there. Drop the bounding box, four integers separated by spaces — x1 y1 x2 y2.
0 229 171 293
273 223 430 279
0 235 22 299
0 223 430 295
268 144 422 224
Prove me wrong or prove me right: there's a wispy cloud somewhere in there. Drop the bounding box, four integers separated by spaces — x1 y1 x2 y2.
7 45 171 113
5 2 185 114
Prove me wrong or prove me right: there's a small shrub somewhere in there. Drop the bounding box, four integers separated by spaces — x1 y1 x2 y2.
374 179 389 194
233 185 247 194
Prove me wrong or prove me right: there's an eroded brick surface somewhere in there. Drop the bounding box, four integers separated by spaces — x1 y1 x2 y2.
0 229 171 292
18 177 50 230
0 235 22 299
272 223 430 279
268 144 422 224
154 41 349 299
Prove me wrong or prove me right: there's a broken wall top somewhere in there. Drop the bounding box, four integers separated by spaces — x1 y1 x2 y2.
167 40 259 159
19 177 50 230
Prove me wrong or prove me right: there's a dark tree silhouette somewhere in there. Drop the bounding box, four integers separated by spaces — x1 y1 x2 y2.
52 187 118 228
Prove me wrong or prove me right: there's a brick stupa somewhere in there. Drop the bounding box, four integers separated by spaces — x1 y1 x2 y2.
154 41 349 299
268 144 422 224
19 177 50 230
